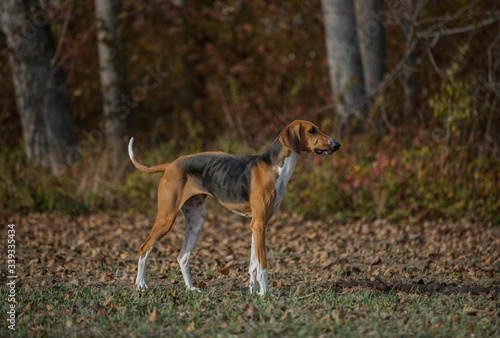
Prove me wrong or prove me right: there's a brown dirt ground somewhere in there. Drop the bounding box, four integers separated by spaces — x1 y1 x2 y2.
2 209 499 298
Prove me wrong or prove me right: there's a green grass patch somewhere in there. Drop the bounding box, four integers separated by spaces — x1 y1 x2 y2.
3 272 499 337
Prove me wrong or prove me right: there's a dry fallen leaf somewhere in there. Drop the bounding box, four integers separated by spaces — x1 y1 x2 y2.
186 321 196 332
148 308 160 322
370 255 381 265
103 296 114 306
246 305 258 319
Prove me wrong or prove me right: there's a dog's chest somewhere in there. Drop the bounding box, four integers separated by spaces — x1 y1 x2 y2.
273 152 298 214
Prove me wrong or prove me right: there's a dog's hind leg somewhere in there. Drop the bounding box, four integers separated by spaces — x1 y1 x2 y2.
136 245 154 291
178 194 206 292
135 178 183 291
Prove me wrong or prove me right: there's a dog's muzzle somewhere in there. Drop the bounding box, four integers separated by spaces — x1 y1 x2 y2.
314 139 341 155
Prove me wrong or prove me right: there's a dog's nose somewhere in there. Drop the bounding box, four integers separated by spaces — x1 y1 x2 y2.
331 140 341 151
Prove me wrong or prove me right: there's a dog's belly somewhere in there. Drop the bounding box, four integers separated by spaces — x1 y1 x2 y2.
222 201 252 217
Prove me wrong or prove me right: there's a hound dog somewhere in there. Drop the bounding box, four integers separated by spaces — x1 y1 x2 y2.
128 120 340 295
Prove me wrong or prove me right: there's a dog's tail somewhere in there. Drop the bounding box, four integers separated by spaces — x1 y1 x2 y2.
128 137 169 173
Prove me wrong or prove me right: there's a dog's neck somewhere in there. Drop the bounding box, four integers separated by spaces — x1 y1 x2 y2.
260 139 297 169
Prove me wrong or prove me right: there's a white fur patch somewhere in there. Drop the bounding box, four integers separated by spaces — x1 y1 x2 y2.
248 235 271 296
128 137 135 161
249 235 259 294
273 152 298 215
257 268 269 296
231 210 252 218
136 246 153 290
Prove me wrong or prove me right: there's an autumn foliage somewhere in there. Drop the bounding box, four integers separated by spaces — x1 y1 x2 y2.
0 0 499 222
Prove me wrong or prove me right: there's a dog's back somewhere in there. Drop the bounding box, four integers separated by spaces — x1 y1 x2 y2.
181 152 258 204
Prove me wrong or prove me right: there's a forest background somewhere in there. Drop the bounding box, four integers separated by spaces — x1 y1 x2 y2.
0 0 499 223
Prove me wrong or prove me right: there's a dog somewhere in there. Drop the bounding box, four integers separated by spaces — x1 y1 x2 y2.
128 120 340 295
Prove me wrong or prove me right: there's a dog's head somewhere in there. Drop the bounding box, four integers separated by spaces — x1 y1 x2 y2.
278 120 340 155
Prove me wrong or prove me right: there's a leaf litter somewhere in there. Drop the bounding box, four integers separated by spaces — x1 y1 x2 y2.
2 210 499 316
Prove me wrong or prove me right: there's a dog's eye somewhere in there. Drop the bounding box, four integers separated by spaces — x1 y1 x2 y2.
308 128 317 135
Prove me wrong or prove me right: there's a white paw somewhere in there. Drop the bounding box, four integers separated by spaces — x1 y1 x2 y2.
136 280 148 292
249 281 258 295
258 288 273 297
187 286 202 293
136 285 148 292
249 284 272 296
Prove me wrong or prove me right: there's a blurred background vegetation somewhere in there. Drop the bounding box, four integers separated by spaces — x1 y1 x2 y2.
0 0 499 223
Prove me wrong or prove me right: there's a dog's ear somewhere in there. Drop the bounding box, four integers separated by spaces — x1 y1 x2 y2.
279 123 301 154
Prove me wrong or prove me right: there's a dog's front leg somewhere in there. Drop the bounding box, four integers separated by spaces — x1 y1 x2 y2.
249 235 260 294
249 219 270 296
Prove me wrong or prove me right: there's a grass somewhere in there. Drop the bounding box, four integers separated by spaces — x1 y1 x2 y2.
3 268 499 337
2 212 499 336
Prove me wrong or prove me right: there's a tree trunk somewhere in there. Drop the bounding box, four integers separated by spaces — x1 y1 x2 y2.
354 0 386 103
321 0 368 135
95 0 128 153
401 0 421 116
0 0 76 174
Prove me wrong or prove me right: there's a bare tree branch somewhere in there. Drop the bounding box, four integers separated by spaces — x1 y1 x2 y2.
417 0 481 26
487 28 500 98
51 0 74 68
418 16 500 38
425 46 444 78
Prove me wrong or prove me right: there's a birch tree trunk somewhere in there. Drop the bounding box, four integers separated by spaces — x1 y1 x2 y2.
354 0 386 102
95 0 128 153
401 0 421 115
0 0 76 174
321 0 368 134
